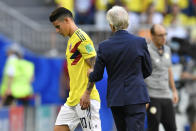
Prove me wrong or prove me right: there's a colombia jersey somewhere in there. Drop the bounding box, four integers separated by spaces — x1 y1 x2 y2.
65 28 100 106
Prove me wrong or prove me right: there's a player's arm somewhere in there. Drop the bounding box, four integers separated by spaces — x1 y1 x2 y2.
83 56 96 98
80 45 105 110
85 56 96 79
85 56 96 91
85 56 96 68
78 39 97 109
81 54 105 110
80 80 95 110
80 57 96 110
84 52 96 95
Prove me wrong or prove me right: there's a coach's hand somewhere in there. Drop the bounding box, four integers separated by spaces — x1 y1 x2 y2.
172 90 179 104
80 90 90 110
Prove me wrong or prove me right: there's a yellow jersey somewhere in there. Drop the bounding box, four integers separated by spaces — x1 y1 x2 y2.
65 28 100 106
169 0 188 9
55 0 74 13
122 0 143 12
163 13 188 26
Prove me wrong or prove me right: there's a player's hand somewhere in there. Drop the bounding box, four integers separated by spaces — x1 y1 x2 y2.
80 91 90 110
87 68 93 77
173 90 179 104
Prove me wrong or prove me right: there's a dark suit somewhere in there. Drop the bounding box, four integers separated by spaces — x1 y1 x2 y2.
89 30 152 131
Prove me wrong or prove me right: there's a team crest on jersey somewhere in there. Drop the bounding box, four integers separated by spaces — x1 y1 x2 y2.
164 53 170 59
155 59 160 63
85 44 94 53
69 44 72 52
150 106 157 114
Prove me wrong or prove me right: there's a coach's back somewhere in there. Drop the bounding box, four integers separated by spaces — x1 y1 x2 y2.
93 30 152 107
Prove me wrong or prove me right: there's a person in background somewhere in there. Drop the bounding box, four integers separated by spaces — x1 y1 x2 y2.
164 3 188 27
0 43 34 107
180 58 196 131
122 0 142 33
95 0 110 29
140 3 163 25
54 0 74 13
74 0 95 25
146 24 179 131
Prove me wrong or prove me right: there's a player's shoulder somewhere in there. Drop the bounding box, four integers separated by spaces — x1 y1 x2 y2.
75 29 90 42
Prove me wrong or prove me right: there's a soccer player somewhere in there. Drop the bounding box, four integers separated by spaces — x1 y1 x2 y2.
49 7 101 131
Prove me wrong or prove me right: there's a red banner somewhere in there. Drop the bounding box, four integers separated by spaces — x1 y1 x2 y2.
9 106 24 131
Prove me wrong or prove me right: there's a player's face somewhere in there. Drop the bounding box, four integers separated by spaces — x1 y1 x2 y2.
52 19 69 37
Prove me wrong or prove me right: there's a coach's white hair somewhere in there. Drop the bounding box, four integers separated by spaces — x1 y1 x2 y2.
106 6 129 31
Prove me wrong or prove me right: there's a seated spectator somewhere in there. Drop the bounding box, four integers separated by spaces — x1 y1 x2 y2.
54 0 74 13
152 0 168 14
140 3 163 25
94 0 108 29
167 26 188 41
164 3 189 27
122 0 143 32
140 0 168 14
169 0 188 10
74 0 95 25
95 0 118 30
189 16 196 26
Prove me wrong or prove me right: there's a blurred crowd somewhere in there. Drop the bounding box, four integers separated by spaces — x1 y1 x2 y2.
51 0 196 54
54 0 196 37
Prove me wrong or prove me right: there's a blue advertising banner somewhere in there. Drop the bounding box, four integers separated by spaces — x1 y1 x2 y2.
0 107 9 131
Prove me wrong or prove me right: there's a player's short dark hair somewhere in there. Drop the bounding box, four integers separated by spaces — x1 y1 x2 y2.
49 7 73 22
150 24 156 35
